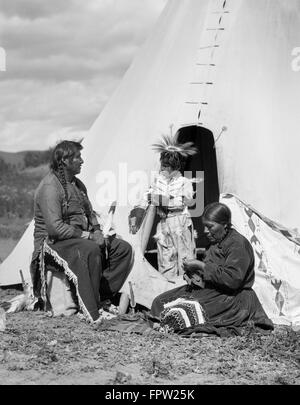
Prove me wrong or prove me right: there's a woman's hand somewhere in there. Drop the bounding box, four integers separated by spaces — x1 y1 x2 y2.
183 270 205 288
183 259 205 288
183 273 193 285
183 259 205 272
190 274 205 288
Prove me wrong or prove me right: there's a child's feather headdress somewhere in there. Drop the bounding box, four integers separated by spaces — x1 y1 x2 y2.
152 133 198 158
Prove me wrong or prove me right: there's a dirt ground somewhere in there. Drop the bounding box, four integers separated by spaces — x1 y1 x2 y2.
0 287 299 386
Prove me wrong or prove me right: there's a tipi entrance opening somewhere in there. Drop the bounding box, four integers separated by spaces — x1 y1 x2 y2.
144 125 220 270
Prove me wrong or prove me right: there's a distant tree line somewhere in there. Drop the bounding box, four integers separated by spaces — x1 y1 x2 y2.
0 148 52 239
0 158 13 173
0 148 53 174
23 148 53 168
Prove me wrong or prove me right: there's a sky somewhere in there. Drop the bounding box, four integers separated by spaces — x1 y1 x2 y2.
0 0 167 152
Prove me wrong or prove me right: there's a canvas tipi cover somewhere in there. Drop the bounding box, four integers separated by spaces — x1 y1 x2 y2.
1 0 300 326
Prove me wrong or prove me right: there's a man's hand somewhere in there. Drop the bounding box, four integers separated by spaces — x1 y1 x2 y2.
128 207 146 234
90 230 105 248
129 217 137 234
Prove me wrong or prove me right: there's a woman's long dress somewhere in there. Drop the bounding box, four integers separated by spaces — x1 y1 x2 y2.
151 228 274 335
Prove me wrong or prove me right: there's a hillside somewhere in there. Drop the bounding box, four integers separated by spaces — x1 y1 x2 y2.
0 149 52 171
0 150 51 243
0 151 27 170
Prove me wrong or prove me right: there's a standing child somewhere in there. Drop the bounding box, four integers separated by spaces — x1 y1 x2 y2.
144 134 198 281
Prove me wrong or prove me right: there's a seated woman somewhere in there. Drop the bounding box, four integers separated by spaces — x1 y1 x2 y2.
150 202 274 336
31 140 132 323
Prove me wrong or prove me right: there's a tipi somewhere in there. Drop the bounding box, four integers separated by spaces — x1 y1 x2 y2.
1 0 300 327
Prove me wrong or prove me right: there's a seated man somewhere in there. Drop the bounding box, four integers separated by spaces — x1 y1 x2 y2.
30 140 132 323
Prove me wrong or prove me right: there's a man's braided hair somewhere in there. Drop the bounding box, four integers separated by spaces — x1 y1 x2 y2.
49 140 92 218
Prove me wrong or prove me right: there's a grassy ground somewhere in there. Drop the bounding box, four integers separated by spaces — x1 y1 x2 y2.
0 287 299 386
1 233 299 386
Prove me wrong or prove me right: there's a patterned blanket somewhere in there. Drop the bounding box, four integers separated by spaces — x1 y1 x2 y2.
220 193 300 328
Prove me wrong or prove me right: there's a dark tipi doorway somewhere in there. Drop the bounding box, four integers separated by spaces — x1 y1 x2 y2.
177 125 220 249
